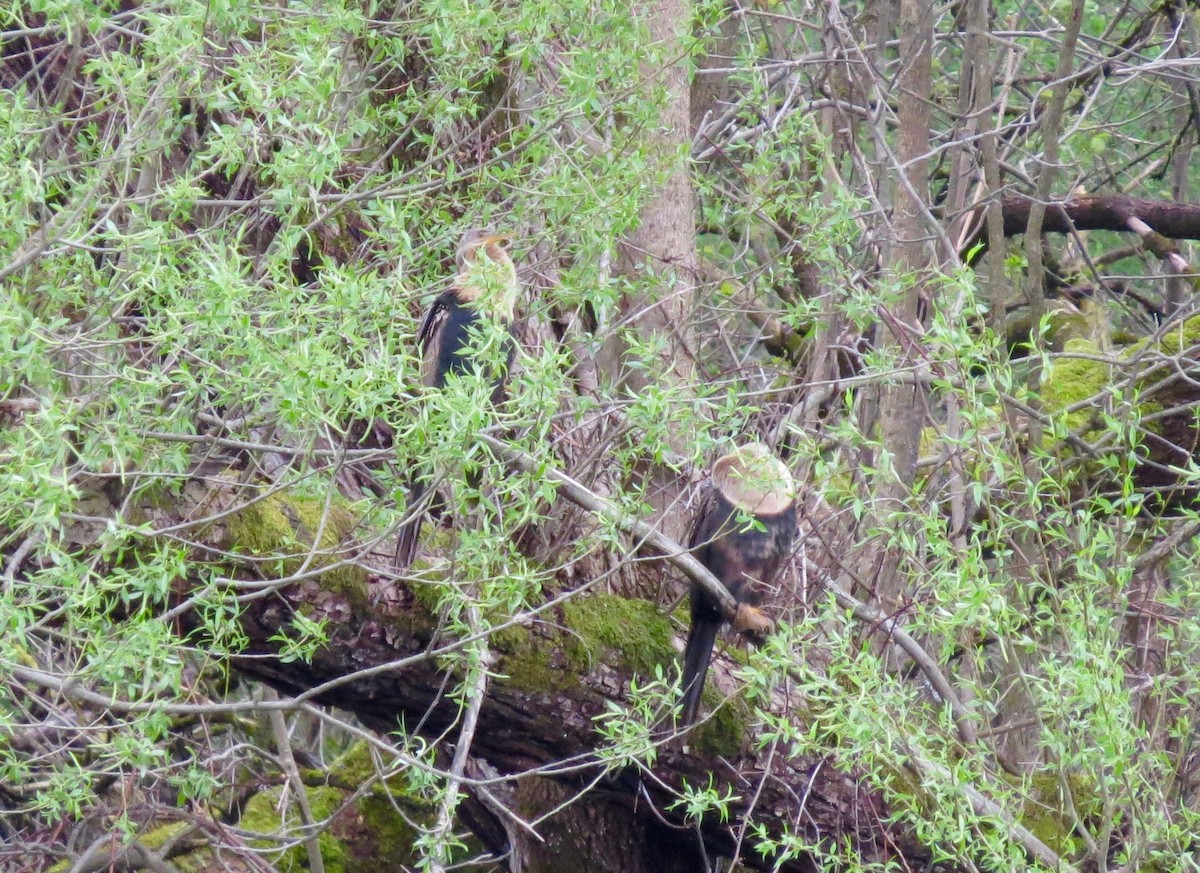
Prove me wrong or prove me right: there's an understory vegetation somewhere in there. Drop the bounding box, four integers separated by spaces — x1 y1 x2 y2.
3 0 1200 871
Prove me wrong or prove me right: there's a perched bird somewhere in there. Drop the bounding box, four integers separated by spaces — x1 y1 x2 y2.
395 227 520 570
679 443 797 727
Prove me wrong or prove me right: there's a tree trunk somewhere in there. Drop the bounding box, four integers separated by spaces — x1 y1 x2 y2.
867 0 934 611
603 0 699 398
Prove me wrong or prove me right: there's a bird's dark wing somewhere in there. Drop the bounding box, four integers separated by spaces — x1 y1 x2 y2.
686 485 733 558
685 488 711 552
417 294 452 388
397 293 455 570
726 503 797 605
684 488 729 616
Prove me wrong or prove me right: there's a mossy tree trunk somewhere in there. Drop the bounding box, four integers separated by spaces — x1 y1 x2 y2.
161 475 894 870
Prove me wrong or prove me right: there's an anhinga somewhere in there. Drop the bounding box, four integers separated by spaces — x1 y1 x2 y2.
679 443 797 727
395 227 520 570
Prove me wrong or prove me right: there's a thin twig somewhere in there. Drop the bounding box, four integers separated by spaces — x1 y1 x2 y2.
812 564 981 750
426 605 490 873
264 689 325 873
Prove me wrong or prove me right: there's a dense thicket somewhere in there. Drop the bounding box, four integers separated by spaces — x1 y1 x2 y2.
4 1 1200 871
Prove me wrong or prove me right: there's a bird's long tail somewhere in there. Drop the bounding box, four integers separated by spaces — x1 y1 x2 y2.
394 479 427 571
680 615 720 727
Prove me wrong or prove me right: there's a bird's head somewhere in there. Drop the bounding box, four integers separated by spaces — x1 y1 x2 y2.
454 227 518 319
712 443 796 516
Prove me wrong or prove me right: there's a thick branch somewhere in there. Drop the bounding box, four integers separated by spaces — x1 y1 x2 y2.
1001 194 1200 240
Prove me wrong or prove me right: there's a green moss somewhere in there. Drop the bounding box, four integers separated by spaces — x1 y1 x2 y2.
326 747 429 870
1034 317 1200 495
561 594 677 678
45 822 200 873
393 527 477 623
287 498 366 599
1041 339 1109 434
354 794 424 867
317 743 478 870
1007 301 1091 355
224 491 369 608
1158 313 1200 356
492 594 749 752
137 820 192 853
1044 309 1090 352
403 539 456 615
492 622 572 692
406 577 445 614
491 594 680 697
1042 322 1194 443
1018 772 1102 857
225 493 294 565
324 742 426 803
241 785 349 872
1046 314 1200 414
323 741 376 788
687 692 749 757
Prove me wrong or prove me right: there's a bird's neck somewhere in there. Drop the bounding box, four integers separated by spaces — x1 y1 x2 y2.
454 256 517 320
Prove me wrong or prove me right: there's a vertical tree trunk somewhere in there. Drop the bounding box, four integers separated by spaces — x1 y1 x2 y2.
603 0 701 552
1165 6 1198 317
871 0 934 610
971 0 1009 334
1021 0 1086 321
607 0 698 396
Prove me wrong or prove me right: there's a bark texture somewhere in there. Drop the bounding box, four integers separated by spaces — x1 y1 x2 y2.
109 472 908 871
997 195 1200 241
868 0 934 611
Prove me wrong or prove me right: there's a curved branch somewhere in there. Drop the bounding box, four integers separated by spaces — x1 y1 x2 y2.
476 434 741 620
